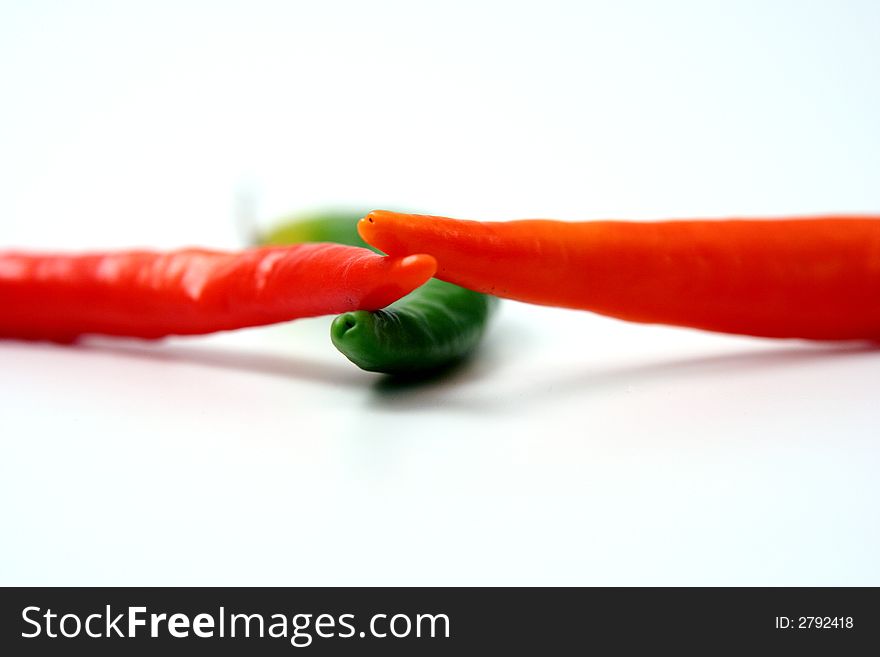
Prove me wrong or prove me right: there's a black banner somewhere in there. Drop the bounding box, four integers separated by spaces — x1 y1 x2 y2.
1 587 877 654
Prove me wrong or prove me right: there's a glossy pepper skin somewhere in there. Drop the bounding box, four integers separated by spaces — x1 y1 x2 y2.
0 244 436 341
331 278 498 374
360 211 880 341
260 210 498 374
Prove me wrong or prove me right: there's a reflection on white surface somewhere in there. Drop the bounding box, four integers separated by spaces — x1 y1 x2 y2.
2 304 879 585
1 0 880 585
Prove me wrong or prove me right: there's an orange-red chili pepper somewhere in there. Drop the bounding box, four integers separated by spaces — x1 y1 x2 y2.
0 243 436 341
359 211 880 340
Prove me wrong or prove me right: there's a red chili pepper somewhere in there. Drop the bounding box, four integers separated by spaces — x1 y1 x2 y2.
0 243 436 341
359 211 880 340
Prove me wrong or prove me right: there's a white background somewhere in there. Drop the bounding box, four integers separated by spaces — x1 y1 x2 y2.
1 0 879 585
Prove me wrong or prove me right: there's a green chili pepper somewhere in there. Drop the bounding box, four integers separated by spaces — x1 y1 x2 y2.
331 278 498 375
260 210 499 376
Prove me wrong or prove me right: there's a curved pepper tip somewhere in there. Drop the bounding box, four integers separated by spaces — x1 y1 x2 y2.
330 310 382 371
388 252 437 285
358 210 383 243
330 311 362 344
359 210 424 256
358 252 437 311
360 209 413 226
362 209 392 224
